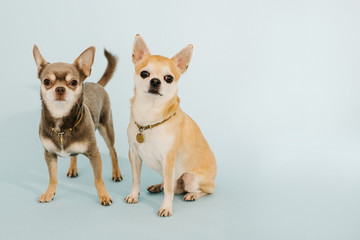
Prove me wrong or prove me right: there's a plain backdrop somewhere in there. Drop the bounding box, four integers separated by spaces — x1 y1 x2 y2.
1 0 360 239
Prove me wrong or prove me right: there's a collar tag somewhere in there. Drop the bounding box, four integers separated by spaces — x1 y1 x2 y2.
50 109 84 147
134 112 176 144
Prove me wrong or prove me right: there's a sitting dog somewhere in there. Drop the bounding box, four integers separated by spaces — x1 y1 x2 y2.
33 45 122 205
125 35 217 216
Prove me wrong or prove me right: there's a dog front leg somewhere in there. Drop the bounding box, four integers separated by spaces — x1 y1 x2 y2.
125 149 142 204
38 150 57 203
86 147 112 206
158 153 176 217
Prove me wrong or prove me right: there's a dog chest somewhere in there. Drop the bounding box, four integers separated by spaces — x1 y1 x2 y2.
129 122 174 174
40 137 88 158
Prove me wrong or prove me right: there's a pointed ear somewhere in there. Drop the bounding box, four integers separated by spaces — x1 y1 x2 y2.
33 44 48 73
132 34 150 64
171 44 193 74
74 46 96 77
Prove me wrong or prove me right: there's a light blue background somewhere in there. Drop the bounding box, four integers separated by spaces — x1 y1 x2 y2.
1 0 360 239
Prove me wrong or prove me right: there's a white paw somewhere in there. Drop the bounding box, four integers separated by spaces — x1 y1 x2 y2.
158 207 172 217
124 195 138 204
183 192 200 201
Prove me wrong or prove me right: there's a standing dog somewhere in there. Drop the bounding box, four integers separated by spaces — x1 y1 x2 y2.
33 45 122 205
125 35 217 216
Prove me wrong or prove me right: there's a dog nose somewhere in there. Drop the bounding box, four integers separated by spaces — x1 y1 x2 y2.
55 87 66 94
150 78 161 87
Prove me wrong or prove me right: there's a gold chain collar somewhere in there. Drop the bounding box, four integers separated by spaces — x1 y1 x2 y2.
134 112 176 143
51 109 84 147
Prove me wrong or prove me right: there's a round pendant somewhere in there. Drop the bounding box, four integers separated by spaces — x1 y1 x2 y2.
136 133 144 143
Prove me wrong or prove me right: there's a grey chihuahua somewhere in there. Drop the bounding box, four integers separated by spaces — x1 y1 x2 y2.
33 45 122 205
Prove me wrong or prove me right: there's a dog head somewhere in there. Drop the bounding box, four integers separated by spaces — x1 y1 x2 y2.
132 34 193 100
33 45 95 118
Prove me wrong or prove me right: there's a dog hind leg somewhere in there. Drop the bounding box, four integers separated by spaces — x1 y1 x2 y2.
178 172 214 201
67 156 78 177
98 122 122 182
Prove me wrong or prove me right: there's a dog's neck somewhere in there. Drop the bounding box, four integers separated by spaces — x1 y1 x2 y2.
41 93 84 132
131 91 179 126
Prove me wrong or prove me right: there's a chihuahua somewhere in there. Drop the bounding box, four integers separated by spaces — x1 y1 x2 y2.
33 45 122 206
124 35 217 216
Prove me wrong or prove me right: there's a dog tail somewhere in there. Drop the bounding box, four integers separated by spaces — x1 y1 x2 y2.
97 49 118 87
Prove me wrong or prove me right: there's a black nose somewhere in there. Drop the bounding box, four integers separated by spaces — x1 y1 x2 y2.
150 78 161 87
55 87 66 94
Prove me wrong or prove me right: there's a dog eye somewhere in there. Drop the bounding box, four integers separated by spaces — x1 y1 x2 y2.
70 80 78 86
43 79 51 86
140 71 150 79
164 75 173 83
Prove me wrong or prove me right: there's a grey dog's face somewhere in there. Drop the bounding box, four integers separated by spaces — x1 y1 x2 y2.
39 63 82 103
33 45 95 117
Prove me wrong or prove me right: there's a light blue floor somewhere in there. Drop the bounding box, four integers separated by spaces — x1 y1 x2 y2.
1 110 360 240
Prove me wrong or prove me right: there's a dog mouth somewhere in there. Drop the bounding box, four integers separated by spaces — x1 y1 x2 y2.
54 95 66 101
148 89 163 96
55 97 66 101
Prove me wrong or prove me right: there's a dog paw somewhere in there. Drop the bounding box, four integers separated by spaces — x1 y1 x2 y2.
99 194 112 206
124 195 138 204
38 192 55 203
158 207 172 217
183 192 199 201
67 168 78 178
112 171 123 182
147 184 163 193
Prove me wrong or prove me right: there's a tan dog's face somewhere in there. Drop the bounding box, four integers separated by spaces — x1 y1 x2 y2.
33 45 95 117
132 34 193 99
134 56 180 98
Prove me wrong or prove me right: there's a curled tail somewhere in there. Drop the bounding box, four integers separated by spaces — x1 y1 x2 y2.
97 49 118 87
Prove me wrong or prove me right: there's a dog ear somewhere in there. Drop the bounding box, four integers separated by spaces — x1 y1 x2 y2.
74 46 96 77
171 44 193 74
132 34 150 64
33 45 48 74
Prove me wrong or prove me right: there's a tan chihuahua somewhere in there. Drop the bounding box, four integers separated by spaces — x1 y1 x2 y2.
125 35 217 216
33 45 122 206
